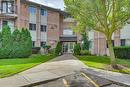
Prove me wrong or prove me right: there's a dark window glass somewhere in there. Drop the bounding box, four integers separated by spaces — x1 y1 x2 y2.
32 41 35 47
106 40 114 48
121 39 126 46
112 40 114 47
41 42 46 47
1 1 14 13
41 9 47 16
2 21 8 26
41 25 47 32
29 23 36 30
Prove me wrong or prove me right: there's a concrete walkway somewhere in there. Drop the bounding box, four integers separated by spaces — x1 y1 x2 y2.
0 54 130 87
0 54 86 87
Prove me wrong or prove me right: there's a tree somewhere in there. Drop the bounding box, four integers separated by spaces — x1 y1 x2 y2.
20 28 32 57
0 26 12 58
74 43 81 55
65 0 130 67
55 42 62 56
82 32 89 50
11 29 21 57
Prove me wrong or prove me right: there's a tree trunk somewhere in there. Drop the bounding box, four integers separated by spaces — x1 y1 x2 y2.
107 39 116 67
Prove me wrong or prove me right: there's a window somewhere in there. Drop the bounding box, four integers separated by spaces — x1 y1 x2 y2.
41 25 47 32
63 29 73 35
121 39 126 46
2 21 8 27
1 1 14 13
41 9 47 16
32 41 35 47
41 42 46 47
29 6 36 14
106 40 114 48
29 23 36 30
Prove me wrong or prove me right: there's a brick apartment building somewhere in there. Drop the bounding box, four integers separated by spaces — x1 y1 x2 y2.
89 23 130 56
0 0 81 53
1 0 129 55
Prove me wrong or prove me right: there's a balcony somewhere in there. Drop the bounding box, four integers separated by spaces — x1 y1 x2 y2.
0 1 17 19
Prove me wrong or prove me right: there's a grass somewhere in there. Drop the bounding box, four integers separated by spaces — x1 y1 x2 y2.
77 55 130 74
0 54 56 78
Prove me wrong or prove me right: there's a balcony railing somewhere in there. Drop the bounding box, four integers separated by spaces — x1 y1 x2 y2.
0 5 17 14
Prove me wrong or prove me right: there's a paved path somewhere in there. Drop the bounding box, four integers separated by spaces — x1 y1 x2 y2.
0 54 86 87
0 54 130 87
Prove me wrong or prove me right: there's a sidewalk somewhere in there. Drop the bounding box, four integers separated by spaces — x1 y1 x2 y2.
0 54 86 87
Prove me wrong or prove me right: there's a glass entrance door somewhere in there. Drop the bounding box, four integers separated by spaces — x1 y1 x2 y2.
63 42 75 53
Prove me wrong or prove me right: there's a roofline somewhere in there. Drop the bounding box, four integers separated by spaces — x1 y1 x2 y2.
21 0 68 16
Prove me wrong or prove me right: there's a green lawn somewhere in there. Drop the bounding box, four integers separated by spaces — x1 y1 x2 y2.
0 54 56 78
77 56 130 74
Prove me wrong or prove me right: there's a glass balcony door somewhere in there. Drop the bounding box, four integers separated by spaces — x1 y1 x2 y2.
1 1 14 14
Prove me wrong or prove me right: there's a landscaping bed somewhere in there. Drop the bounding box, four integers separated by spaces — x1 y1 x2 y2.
77 56 130 74
0 54 56 78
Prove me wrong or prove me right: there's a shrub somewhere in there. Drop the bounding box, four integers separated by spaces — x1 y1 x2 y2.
81 32 89 50
32 47 41 54
80 50 91 56
42 45 51 54
74 43 81 55
0 26 12 58
114 46 130 59
20 29 32 57
0 32 2 48
0 27 32 58
49 48 55 55
55 42 62 56
11 29 22 58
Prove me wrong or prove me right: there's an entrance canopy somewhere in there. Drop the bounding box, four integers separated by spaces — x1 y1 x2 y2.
60 35 77 42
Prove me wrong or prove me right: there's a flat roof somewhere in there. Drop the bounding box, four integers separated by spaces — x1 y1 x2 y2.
21 0 68 16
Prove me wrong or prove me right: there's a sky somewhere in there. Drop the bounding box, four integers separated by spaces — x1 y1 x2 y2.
30 0 64 10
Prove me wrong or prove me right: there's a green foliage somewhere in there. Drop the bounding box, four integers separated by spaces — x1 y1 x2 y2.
0 26 12 58
65 0 130 65
81 32 89 50
55 42 62 56
42 45 51 50
114 46 130 59
73 43 81 55
0 54 55 78
77 56 130 74
0 26 32 58
0 32 2 48
80 50 91 56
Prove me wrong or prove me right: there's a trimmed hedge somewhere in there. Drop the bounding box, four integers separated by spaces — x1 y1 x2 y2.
0 26 32 58
114 46 130 59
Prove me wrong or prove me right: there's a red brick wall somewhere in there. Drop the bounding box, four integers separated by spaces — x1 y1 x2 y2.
93 30 120 56
47 10 61 47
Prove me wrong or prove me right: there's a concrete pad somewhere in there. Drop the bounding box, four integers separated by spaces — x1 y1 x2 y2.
0 75 30 87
